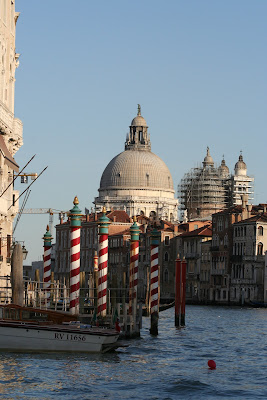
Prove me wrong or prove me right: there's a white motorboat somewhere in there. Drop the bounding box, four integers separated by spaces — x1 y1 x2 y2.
0 305 120 353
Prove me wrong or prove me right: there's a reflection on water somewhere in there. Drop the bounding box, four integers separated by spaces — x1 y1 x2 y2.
0 306 266 399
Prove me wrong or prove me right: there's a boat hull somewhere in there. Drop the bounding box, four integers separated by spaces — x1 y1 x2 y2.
0 322 119 353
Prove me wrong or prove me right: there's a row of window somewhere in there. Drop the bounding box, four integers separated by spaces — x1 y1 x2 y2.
232 264 254 280
234 225 264 238
233 242 264 256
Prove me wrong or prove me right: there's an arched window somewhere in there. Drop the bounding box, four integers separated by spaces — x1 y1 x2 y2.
257 242 263 256
164 236 170 246
258 226 263 236
164 252 169 262
164 269 169 283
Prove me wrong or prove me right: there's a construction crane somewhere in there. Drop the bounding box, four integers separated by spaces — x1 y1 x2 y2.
20 209 68 236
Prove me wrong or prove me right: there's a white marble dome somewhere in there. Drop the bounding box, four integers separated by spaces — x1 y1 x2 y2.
94 106 178 221
100 150 174 191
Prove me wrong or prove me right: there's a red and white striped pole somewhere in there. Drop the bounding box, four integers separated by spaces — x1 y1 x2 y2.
150 228 161 335
69 196 82 315
129 217 140 317
43 225 53 309
93 251 98 306
97 207 110 317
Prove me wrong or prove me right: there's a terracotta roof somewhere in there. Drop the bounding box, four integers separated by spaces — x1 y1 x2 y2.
234 213 267 225
109 227 131 236
179 225 212 238
106 210 130 223
213 205 243 216
109 224 131 236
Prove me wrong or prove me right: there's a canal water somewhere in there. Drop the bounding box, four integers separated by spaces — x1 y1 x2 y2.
0 306 266 399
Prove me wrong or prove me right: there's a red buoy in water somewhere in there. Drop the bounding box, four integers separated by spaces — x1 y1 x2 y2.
208 360 216 369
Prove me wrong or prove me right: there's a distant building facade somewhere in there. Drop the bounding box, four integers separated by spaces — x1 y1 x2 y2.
230 213 267 304
178 148 254 221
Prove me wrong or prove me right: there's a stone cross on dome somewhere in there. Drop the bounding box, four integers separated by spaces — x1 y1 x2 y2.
137 104 141 116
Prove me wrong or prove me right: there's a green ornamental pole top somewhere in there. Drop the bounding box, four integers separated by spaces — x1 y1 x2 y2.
130 216 140 241
98 206 111 235
43 225 53 247
150 227 161 246
69 196 83 227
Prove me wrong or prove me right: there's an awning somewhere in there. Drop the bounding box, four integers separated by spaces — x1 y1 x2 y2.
0 135 19 172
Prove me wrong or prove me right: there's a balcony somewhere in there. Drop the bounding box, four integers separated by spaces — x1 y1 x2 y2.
231 278 255 284
242 255 265 263
231 255 243 262
210 246 219 251
211 268 225 275
185 253 200 259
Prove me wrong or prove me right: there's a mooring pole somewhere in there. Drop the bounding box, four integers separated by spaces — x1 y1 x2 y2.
150 228 160 336
97 207 110 318
93 250 98 306
129 216 140 332
11 243 24 306
181 258 187 326
43 225 53 309
69 196 83 315
175 257 181 327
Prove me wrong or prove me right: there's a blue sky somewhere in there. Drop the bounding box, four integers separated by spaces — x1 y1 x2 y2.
14 0 267 263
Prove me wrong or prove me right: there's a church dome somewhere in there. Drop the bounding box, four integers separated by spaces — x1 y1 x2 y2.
131 115 147 127
235 154 246 170
100 150 174 191
235 153 247 176
218 158 229 177
95 105 178 221
203 147 214 167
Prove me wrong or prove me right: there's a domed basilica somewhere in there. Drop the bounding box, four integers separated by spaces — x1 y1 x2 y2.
178 147 254 221
94 106 178 221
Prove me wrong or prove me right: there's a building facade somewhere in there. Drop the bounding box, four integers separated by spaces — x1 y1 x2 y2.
0 0 23 277
230 214 267 304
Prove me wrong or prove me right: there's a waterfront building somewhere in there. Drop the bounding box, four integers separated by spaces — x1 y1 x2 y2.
94 106 178 222
0 0 23 277
178 148 254 221
210 199 267 304
176 224 212 302
231 212 267 304
199 239 212 303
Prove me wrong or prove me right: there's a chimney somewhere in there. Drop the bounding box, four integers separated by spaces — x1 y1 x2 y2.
247 204 252 218
264 206 267 213
174 224 178 233
86 214 89 222
94 213 97 221
241 195 248 220
113 216 116 222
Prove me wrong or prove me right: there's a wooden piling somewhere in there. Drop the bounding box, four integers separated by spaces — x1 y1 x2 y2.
181 259 187 326
11 243 24 306
175 257 181 327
